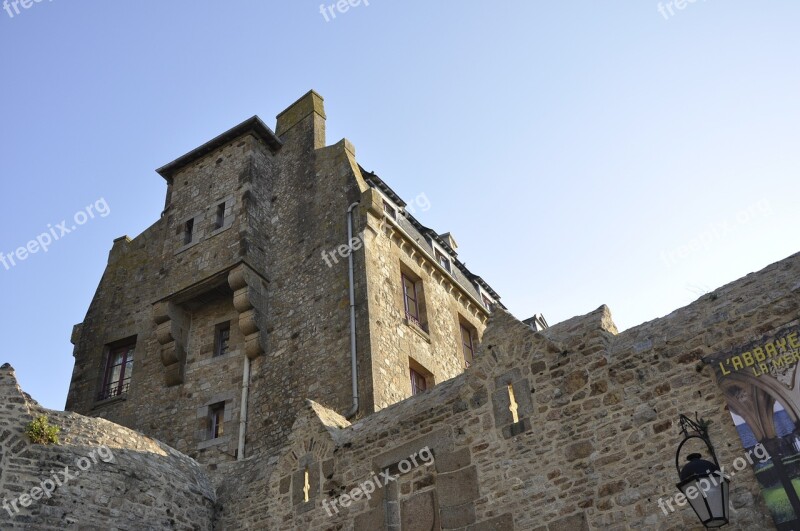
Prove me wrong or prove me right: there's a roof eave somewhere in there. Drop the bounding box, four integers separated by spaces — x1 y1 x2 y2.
156 116 283 182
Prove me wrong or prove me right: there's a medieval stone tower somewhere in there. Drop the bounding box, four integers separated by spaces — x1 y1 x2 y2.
4 92 795 529
65 91 512 465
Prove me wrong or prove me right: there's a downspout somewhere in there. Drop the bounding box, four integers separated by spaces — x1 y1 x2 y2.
237 355 251 460
344 201 361 420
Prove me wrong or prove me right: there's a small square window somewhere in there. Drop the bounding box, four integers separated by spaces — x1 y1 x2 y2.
209 403 225 439
214 203 226 230
183 218 195 245
214 323 231 357
482 295 494 311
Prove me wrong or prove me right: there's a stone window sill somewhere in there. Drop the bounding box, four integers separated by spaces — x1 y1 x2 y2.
92 394 127 410
174 238 202 256
405 319 431 343
197 435 231 451
206 222 232 240
189 349 242 370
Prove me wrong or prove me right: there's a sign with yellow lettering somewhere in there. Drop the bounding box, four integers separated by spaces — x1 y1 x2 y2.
709 321 800 530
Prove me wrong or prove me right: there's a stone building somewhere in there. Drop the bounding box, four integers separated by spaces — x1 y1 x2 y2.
2 248 798 529
65 91 511 465
1 91 796 530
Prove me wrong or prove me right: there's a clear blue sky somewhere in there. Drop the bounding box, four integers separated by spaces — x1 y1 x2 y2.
1 1 797 410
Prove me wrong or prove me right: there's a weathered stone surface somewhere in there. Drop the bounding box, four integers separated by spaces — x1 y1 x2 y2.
564 369 589 393
10 90 797 530
437 466 480 508
467 513 515 530
549 512 589 531
0 365 215 529
565 440 594 461
400 490 440 530
434 447 472 474
440 502 476 528
65 90 494 469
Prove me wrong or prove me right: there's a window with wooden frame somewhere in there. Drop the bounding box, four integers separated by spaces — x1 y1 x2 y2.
409 359 433 397
460 321 476 368
410 368 428 396
183 218 195 245
402 272 422 327
98 340 135 401
209 402 225 439
214 322 231 357
402 273 418 322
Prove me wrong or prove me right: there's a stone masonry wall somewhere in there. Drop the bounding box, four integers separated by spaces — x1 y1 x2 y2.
361 200 489 410
214 251 799 530
65 132 263 465
58 89 797 529
244 102 374 457
0 364 216 530
66 91 508 468
13 250 800 529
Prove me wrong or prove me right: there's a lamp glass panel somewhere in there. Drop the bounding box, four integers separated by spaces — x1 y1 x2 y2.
681 480 711 522
704 482 724 519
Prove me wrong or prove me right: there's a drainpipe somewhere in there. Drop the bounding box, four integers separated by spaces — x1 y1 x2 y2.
344 201 361 420
237 355 251 460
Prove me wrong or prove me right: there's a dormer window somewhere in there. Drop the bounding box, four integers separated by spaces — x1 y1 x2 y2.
482 294 493 310
435 249 451 272
183 218 195 245
383 200 397 220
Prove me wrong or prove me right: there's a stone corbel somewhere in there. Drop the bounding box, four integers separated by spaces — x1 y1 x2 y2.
228 264 267 360
153 301 189 386
361 188 383 219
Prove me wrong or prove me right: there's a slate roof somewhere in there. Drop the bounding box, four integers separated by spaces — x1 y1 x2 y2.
361 166 505 310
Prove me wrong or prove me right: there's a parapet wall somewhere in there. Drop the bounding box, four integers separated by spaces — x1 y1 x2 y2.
215 252 799 530
0 364 216 531
6 250 799 530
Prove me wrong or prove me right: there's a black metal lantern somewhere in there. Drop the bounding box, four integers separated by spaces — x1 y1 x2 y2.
675 414 730 528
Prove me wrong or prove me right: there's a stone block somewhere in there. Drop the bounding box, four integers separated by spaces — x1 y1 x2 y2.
437 466 479 508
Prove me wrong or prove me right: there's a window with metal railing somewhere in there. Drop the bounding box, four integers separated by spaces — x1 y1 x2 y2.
98 342 135 401
402 273 421 326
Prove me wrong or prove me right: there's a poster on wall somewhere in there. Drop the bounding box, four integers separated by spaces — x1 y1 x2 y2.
709 322 800 531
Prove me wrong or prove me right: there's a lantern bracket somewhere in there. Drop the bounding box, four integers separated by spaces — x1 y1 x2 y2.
675 413 721 475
